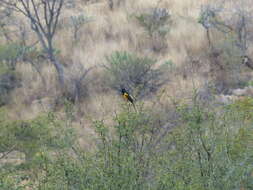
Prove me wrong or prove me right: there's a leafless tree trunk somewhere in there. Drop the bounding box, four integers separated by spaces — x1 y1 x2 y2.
0 0 65 86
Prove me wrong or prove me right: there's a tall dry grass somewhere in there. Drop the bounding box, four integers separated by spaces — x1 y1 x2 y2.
3 0 252 139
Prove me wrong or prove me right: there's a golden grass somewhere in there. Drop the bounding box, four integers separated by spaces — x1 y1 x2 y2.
2 0 253 140
0 0 207 115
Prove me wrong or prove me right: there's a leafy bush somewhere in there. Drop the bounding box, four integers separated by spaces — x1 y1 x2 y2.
30 106 165 190
105 51 169 98
89 110 156 189
227 97 253 121
155 100 253 190
0 43 44 69
0 43 26 70
0 112 75 162
1 96 252 189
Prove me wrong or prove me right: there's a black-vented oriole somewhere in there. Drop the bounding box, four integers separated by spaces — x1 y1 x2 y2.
121 88 134 104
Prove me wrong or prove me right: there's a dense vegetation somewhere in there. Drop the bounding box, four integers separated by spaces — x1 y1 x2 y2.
0 97 252 189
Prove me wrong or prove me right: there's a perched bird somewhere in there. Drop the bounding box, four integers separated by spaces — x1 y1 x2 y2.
121 88 137 111
121 88 134 104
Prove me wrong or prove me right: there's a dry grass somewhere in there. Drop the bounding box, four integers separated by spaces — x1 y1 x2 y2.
2 0 253 143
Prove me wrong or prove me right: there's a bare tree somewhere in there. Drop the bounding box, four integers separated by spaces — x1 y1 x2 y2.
199 1 253 56
0 0 65 86
198 0 253 92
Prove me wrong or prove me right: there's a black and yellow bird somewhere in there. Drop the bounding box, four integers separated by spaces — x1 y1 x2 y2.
121 88 137 111
121 88 134 104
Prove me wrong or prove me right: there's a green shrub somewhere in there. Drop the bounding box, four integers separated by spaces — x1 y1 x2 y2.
0 103 76 189
136 8 171 38
1 97 252 189
227 97 253 121
0 69 21 106
105 51 169 98
155 100 253 190
0 43 45 69
19 106 162 190
70 13 94 41
86 107 156 189
136 8 172 52
27 101 252 190
0 43 24 70
0 112 75 162
0 43 44 107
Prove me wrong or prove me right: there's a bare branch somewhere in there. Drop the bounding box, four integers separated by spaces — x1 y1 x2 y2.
52 0 63 36
0 144 17 160
0 0 65 86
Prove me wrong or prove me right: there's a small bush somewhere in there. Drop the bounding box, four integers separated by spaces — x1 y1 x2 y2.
227 97 253 121
69 13 94 41
0 43 44 69
105 51 169 98
91 109 157 190
1 98 253 189
0 112 75 162
156 100 253 190
136 8 171 38
0 61 20 106
136 8 172 52
0 43 24 70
